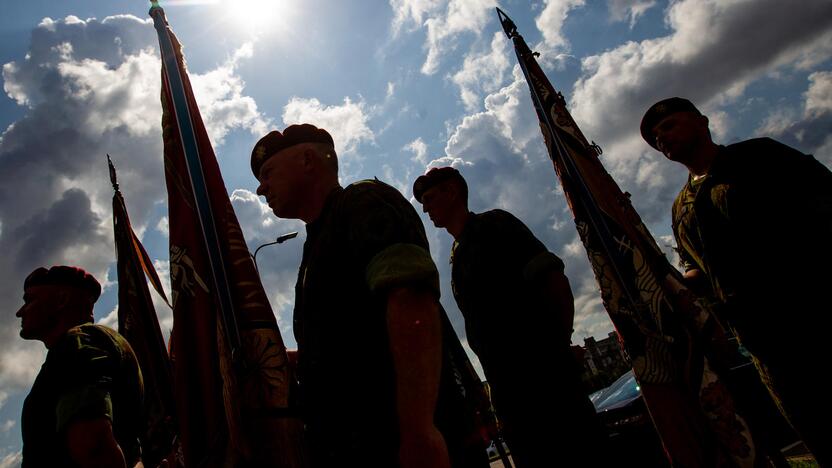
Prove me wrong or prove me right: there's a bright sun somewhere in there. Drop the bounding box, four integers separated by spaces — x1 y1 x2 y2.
226 0 291 32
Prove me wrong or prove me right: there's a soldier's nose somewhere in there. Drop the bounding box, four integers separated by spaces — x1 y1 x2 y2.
256 183 266 197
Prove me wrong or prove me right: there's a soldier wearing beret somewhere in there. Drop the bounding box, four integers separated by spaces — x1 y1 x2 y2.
642 97 832 464
413 167 608 467
16 265 144 467
251 124 488 468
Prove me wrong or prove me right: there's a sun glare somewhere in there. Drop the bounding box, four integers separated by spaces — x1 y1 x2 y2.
226 0 293 33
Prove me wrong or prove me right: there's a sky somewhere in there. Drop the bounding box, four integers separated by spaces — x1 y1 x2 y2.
0 0 831 463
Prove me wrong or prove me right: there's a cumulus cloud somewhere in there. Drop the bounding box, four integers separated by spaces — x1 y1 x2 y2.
571 0 832 145
389 0 497 75
281 96 375 156
230 189 304 343
760 71 832 165
562 0 832 224
156 215 169 235
0 451 21 468
0 14 270 430
390 0 445 36
403 137 429 164
450 32 510 111
423 64 614 343
190 42 271 146
535 0 585 52
0 16 162 407
607 0 656 27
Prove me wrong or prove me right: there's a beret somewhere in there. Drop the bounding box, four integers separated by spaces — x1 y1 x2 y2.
413 166 467 203
24 266 101 301
251 124 334 177
640 97 702 149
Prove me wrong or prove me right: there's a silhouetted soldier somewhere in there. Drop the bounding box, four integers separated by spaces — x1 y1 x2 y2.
16 265 144 467
642 97 832 464
251 124 489 468
414 167 608 467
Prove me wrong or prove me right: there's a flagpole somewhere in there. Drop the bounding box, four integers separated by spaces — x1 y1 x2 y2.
149 1 242 363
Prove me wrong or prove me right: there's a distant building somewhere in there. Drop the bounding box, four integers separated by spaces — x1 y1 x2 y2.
575 332 631 392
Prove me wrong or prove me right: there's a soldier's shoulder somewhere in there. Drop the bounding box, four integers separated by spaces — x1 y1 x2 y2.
726 137 804 158
341 178 409 210
479 208 525 228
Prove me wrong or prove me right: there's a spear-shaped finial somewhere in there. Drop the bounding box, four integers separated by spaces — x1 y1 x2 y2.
496 7 518 39
107 154 119 192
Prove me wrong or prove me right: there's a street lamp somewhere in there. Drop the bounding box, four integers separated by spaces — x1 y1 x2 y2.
252 231 299 271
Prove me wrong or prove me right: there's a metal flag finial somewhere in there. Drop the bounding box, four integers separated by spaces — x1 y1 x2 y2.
107 154 119 191
496 7 518 39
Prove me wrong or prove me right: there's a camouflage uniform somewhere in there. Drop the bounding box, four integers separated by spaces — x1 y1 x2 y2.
294 179 488 468
21 323 144 467
672 137 832 464
451 209 607 467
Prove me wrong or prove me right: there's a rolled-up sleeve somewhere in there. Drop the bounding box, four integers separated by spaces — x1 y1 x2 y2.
522 251 565 282
366 243 440 295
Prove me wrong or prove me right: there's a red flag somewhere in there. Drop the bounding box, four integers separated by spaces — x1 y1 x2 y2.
497 8 754 467
110 155 179 467
150 4 305 466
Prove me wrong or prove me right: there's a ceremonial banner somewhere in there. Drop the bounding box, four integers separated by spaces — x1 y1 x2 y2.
497 8 753 467
150 3 305 466
110 155 179 467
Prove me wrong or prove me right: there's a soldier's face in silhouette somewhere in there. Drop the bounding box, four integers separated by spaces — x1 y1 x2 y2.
651 111 710 164
420 183 454 228
256 145 308 219
16 285 64 341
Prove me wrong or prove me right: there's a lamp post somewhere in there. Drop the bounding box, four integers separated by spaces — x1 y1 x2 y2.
252 231 299 271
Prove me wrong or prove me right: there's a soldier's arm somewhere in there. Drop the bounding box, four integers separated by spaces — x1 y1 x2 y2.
386 285 451 468
66 417 127 468
682 268 709 297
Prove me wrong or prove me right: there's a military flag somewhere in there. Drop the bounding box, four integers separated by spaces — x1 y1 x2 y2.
497 8 754 467
149 2 305 466
110 155 179 467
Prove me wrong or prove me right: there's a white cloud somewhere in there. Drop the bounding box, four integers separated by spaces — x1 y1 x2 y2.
422 0 497 75
450 32 510 111
607 0 656 27
390 0 445 36
389 0 497 75
281 97 375 155
0 14 271 417
760 71 832 165
571 0 832 149
152 259 173 336
56 50 161 137
0 344 46 390
424 62 614 342
230 188 304 346
548 0 832 224
190 42 271 146
0 451 21 468
535 0 586 52
404 137 429 164
98 306 119 329
156 215 169 235
0 420 15 433
804 70 832 118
